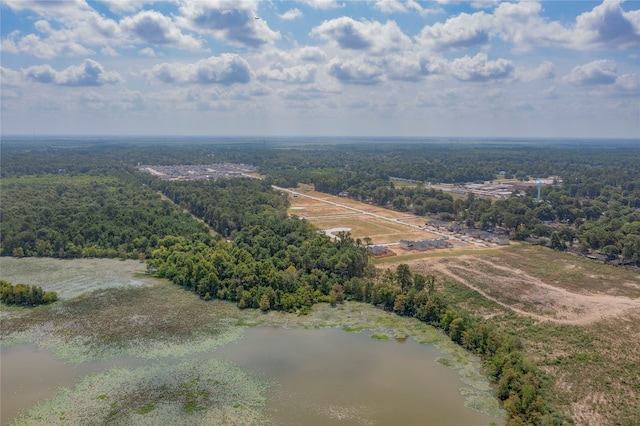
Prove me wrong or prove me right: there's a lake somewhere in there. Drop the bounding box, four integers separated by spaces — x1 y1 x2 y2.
1 256 502 425
2 326 501 425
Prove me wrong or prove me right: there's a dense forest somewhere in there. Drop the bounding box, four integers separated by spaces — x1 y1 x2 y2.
1 138 639 425
211 142 640 265
4 138 629 264
0 174 214 259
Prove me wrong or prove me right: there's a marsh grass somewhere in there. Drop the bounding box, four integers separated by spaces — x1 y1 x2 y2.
1 283 243 363
369 332 391 340
0 257 151 301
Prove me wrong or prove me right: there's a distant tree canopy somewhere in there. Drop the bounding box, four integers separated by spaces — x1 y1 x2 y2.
0 175 214 259
209 142 640 264
1 140 638 264
1 280 58 306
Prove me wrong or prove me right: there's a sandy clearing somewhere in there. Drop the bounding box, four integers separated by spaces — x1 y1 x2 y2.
402 256 640 325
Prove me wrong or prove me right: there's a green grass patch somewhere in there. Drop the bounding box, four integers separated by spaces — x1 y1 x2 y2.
136 404 156 415
369 332 391 340
437 357 454 367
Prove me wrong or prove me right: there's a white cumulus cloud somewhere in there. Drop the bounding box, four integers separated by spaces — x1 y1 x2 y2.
563 59 618 85
24 59 123 86
279 8 303 20
311 17 411 55
295 46 327 62
449 53 514 82
327 57 384 85
373 0 437 16
492 1 570 51
296 0 344 10
150 54 252 85
139 47 156 57
1 0 121 58
516 61 556 82
571 0 640 50
257 64 317 84
178 0 280 48
121 10 202 50
416 11 491 51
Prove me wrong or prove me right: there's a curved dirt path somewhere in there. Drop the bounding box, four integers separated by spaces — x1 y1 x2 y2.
403 256 640 325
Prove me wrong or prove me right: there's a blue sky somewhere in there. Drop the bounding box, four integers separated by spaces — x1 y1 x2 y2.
1 0 639 138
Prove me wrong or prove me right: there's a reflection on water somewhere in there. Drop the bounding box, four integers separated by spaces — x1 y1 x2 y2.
1 327 501 426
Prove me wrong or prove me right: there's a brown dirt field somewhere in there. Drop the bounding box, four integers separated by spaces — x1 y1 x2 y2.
298 190 412 218
398 217 431 226
399 248 640 326
482 245 640 297
288 195 332 207
377 242 640 426
283 186 498 255
390 244 497 258
310 216 439 244
290 206 359 217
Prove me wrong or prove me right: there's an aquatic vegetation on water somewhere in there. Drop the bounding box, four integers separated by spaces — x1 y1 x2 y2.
11 359 269 426
2 263 503 422
369 332 391 340
2 284 244 363
243 303 503 419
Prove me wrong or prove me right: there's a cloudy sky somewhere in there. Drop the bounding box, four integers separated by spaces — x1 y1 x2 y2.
1 0 639 138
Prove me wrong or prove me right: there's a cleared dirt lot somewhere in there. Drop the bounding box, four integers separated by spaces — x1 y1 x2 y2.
290 205 360 217
285 186 492 255
289 185 413 219
311 216 440 244
287 188 640 324
286 186 640 425
387 244 640 426
398 245 640 325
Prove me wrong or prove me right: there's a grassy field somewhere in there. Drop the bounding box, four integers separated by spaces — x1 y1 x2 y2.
400 245 640 426
290 205 360 217
286 186 451 248
310 215 439 244
289 185 412 218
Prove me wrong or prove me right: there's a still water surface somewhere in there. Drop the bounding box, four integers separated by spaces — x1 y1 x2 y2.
2 327 501 425
215 327 499 425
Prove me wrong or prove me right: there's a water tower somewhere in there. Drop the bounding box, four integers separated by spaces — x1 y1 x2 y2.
536 181 543 202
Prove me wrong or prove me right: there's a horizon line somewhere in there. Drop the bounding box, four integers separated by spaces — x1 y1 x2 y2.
2 134 639 141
